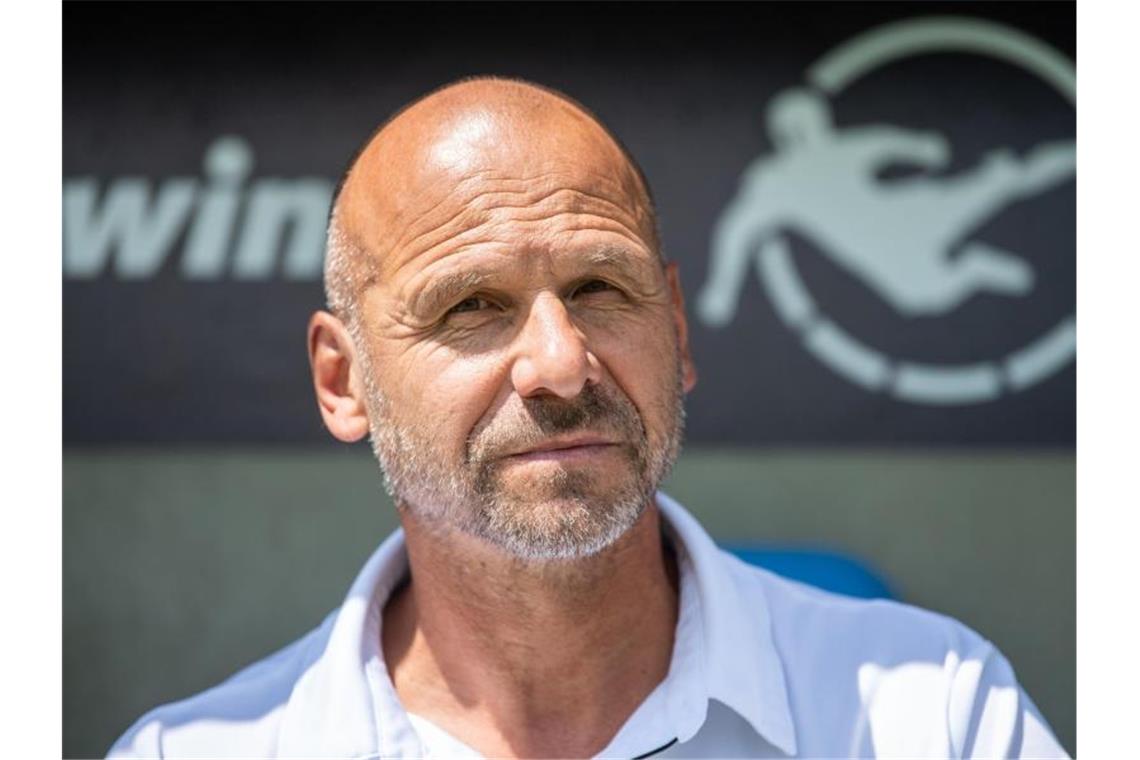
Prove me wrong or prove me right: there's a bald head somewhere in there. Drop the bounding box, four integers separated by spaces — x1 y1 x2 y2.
324 77 659 325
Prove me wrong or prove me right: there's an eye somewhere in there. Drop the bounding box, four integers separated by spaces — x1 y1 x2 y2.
447 295 493 316
573 279 618 297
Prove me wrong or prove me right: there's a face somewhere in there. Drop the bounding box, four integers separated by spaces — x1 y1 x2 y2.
340 104 695 561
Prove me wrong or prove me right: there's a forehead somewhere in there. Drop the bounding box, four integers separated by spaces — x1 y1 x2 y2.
339 94 656 285
390 168 654 282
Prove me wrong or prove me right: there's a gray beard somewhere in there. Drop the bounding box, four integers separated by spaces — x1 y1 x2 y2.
358 348 686 561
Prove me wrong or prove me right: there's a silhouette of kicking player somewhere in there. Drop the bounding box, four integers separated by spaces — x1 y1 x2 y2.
697 88 1076 326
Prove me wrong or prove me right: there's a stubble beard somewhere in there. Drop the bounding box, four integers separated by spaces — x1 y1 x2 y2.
357 349 686 562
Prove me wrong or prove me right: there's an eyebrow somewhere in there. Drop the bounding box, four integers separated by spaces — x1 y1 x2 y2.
411 269 491 318
582 244 658 284
583 245 635 269
409 244 657 317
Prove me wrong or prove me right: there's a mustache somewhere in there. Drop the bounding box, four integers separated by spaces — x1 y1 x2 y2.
467 384 645 463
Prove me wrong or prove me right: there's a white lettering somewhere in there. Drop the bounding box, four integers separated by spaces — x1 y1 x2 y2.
62 136 334 281
181 136 253 279
64 178 197 279
232 178 333 281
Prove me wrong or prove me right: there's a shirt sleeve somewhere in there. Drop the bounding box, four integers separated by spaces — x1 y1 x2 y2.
949 640 1069 759
106 713 164 759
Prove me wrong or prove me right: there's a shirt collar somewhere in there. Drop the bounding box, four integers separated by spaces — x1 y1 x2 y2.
656 491 798 755
277 491 798 758
276 528 415 758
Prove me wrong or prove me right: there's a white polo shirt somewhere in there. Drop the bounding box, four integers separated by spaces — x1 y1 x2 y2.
109 492 1067 758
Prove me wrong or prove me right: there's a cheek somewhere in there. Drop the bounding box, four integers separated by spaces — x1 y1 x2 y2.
591 318 681 433
386 347 505 454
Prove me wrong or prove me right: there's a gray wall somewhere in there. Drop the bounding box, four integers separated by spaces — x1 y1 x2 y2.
64 446 1074 757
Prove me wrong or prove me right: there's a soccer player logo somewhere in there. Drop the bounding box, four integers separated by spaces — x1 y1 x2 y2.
697 17 1075 405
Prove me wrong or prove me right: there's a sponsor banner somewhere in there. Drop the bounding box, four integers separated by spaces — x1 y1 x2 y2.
64 2 1074 445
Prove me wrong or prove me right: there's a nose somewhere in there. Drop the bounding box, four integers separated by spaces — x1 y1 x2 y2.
510 292 603 399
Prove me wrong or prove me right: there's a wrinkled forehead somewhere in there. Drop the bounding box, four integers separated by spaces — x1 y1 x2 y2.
337 88 656 273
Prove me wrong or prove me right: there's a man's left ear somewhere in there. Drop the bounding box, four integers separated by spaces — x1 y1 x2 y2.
665 262 698 393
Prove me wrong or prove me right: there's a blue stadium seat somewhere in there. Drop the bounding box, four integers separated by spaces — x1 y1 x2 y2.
722 546 895 600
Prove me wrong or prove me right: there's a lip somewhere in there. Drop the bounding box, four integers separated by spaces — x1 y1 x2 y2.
503 435 619 462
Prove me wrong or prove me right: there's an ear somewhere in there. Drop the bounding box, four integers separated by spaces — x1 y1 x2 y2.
307 310 371 442
665 262 698 393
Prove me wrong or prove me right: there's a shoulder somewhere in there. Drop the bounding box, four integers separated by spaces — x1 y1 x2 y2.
721 553 1066 757
724 552 987 659
725 549 995 689
106 611 336 759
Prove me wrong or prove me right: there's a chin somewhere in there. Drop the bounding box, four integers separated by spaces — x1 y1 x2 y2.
471 481 652 562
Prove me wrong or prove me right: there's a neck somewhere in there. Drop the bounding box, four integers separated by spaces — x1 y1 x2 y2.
382 499 679 758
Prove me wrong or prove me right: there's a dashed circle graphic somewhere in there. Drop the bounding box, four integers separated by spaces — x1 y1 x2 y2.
760 16 1075 405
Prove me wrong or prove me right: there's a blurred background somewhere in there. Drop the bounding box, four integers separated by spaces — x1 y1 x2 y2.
63 2 1075 756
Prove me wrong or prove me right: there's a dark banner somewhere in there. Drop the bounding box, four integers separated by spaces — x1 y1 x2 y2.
63 2 1075 445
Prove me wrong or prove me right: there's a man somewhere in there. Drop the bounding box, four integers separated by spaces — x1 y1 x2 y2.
110 77 1065 758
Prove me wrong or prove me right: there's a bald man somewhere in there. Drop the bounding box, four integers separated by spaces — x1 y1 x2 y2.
109 78 1065 759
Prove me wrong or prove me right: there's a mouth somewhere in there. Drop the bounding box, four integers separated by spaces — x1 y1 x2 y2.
503 435 620 463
